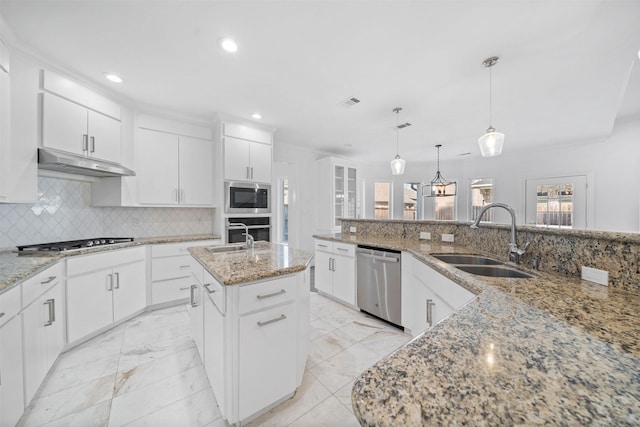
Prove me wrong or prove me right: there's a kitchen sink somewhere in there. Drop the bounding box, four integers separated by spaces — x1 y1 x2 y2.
455 265 535 279
432 254 502 265
206 245 248 253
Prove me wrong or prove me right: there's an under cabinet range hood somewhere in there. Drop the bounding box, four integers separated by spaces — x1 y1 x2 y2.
37 148 135 177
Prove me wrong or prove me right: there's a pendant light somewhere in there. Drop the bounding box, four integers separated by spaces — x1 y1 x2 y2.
478 56 504 157
390 107 406 175
426 144 456 197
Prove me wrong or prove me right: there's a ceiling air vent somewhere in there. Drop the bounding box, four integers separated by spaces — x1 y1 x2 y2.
340 96 361 108
397 122 412 129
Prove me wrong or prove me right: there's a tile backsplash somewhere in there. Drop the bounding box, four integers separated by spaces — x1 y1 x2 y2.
0 177 214 249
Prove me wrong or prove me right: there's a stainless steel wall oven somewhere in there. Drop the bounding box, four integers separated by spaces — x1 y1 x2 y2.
226 217 271 243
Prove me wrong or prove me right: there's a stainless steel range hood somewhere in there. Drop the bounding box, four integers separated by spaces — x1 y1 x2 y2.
38 148 135 177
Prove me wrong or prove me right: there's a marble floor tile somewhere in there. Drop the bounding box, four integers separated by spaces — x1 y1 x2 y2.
108 365 210 426
39 400 111 427
55 324 125 371
38 353 120 398
124 305 189 335
246 370 332 427
359 328 412 358
307 329 358 368
336 315 389 342
318 305 367 330
309 343 382 393
288 395 360 427
123 387 221 427
309 317 335 341
334 380 356 414
117 332 195 372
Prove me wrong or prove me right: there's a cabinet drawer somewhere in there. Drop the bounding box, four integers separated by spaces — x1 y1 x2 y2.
0 285 21 327
203 271 225 314
333 242 355 257
67 246 145 276
152 255 192 281
152 240 219 258
238 275 297 314
151 277 191 305
314 240 332 252
22 263 64 307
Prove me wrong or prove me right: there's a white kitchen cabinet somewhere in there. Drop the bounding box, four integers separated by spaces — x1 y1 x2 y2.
223 136 272 183
188 280 205 360
22 280 65 404
150 240 220 305
66 247 146 343
401 254 476 336
317 157 358 234
41 92 122 163
203 272 226 414
0 285 24 427
314 239 356 306
0 37 10 202
136 128 214 206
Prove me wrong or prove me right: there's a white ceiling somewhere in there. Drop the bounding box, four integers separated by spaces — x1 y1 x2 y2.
1 0 639 162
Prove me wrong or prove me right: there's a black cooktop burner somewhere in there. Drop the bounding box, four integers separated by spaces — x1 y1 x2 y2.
17 237 134 253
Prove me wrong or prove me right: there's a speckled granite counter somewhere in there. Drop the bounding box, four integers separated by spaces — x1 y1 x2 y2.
189 241 313 285
0 234 220 293
314 234 640 426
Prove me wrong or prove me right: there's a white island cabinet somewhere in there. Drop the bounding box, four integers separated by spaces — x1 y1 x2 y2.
188 243 311 426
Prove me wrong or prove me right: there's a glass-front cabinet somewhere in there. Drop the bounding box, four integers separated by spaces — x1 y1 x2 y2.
318 157 359 233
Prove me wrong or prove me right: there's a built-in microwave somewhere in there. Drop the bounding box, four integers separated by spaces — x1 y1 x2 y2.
225 181 271 214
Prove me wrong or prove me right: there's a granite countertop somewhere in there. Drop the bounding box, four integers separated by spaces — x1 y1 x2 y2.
188 241 314 286
313 234 640 426
0 234 220 293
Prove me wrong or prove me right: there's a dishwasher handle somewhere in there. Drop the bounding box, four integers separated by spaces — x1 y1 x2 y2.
357 252 399 263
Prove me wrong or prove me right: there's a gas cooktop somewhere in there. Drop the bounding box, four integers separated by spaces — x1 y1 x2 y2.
17 237 134 253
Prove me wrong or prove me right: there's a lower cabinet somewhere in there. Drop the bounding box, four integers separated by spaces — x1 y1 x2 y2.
66 247 146 343
0 301 24 427
188 281 204 360
401 253 476 336
190 259 310 425
313 239 356 306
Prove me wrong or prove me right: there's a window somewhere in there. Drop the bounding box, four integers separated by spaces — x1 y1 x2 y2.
536 183 573 228
374 182 391 219
434 194 455 220
403 183 421 220
470 178 493 222
280 177 289 243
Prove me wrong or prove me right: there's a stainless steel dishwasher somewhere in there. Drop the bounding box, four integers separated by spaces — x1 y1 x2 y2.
356 245 401 326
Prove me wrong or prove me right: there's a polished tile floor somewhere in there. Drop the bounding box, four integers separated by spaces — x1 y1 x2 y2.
18 292 411 426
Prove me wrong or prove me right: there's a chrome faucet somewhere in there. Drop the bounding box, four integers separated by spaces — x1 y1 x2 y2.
470 203 530 264
228 223 254 249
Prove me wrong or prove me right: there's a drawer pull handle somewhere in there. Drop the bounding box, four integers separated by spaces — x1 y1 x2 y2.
41 276 56 284
317 244 328 248
180 286 191 291
336 248 349 252
257 314 286 327
204 283 216 294
256 289 286 300
179 265 190 269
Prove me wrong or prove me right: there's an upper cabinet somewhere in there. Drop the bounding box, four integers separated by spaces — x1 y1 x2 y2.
135 114 214 206
317 157 359 234
223 122 273 184
0 37 11 202
40 70 122 164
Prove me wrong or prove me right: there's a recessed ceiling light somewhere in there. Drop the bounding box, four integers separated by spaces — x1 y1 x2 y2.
252 113 262 119
219 37 238 53
104 72 123 83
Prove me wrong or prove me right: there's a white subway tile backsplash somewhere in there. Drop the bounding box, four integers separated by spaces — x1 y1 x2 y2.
0 177 214 249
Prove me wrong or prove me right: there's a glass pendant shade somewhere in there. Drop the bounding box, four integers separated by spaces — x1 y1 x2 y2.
390 155 406 175
478 127 504 157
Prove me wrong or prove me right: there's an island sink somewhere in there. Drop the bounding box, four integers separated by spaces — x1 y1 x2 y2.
432 254 502 265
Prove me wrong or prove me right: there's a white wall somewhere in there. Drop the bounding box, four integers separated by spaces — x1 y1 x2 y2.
355 117 640 233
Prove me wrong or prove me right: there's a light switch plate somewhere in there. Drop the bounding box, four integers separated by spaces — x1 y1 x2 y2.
420 232 431 240
581 266 608 286
442 233 454 243
349 226 356 233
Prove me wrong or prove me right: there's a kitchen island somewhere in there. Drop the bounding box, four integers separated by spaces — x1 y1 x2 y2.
188 241 313 426
314 233 640 426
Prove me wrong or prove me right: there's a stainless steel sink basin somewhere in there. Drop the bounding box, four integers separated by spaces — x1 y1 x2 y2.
455 265 535 279
432 254 502 265
206 245 248 253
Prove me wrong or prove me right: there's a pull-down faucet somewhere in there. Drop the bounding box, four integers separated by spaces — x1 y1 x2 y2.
470 203 530 264
228 223 254 249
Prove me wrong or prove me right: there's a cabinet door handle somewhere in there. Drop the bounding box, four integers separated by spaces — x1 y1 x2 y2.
107 274 113 291
426 299 435 327
41 276 56 284
257 314 286 327
82 134 88 152
256 289 286 300
114 272 120 289
43 299 55 326
179 265 190 269
250 167 254 179
90 136 96 153
246 166 250 179
204 283 216 294
190 284 197 307
180 189 185 203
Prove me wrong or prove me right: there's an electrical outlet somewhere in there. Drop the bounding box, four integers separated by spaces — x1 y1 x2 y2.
420 232 431 240
442 233 454 243
581 266 608 286
349 226 357 233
